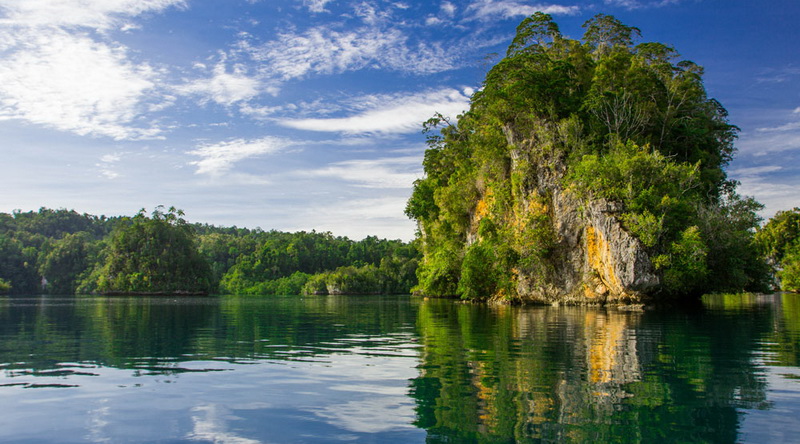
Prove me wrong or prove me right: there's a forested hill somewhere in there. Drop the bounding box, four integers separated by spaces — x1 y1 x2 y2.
0 207 419 296
406 13 774 304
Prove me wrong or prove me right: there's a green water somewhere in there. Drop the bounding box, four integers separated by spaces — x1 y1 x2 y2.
0 293 798 443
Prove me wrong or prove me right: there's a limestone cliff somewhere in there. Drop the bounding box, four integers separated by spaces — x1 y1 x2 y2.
486 125 658 304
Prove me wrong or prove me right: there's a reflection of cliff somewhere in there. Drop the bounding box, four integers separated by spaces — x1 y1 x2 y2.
412 298 771 443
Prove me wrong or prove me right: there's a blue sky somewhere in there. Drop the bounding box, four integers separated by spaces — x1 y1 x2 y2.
1 0 798 240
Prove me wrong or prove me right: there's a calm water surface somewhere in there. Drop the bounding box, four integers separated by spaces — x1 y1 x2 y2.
0 293 799 443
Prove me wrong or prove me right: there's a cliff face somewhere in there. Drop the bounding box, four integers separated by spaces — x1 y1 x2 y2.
485 126 659 305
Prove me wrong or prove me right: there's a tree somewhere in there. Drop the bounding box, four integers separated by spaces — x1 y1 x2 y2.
86 207 212 294
39 231 99 294
778 243 800 292
757 208 800 291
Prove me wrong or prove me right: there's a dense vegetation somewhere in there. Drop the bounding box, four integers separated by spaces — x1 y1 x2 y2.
756 208 800 292
407 13 771 301
0 207 419 295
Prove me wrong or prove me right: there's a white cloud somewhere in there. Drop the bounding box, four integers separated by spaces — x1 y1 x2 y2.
0 29 164 140
441 1 457 16
756 121 800 133
302 156 423 189
188 137 293 175
277 88 471 135
603 0 681 9
0 0 185 30
294 196 417 240
177 60 262 106
734 172 800 220
728 165 783 177
96 152 124 179
466 1 579 20
756 67 800 84
425 16 443 26
249 25 457 81
302 0 334 13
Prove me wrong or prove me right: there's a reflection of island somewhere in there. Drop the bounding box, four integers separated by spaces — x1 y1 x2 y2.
412 298 778 443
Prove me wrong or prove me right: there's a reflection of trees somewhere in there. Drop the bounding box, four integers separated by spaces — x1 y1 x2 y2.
411 298 773 443
0 295 418 375
766 293 800 367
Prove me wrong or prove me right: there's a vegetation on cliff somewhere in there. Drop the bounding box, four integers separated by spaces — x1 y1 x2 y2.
407 13 770 302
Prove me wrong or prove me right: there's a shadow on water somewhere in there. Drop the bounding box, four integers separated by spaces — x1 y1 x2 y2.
410 294 800 443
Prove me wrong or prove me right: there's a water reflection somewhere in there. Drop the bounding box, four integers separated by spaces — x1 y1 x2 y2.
411 296 797 443
0 293 799 442
0 295 425 443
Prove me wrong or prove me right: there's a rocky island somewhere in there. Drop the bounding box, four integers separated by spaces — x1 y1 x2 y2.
406 14 769 305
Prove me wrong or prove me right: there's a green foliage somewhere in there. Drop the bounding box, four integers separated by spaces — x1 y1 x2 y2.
247 272 312 296
0 233 40 294
778 243 800 292
757 208 800 264
86 207 213 294
301 255 419 296
219 231 419 295
39 232 100 294
654 226 709 296
696 193 771 293
756 208 800 292
458 242 500 300
0 278 10 293
569 141 702 243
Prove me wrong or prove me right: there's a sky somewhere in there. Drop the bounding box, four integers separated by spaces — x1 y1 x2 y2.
1 0 798 241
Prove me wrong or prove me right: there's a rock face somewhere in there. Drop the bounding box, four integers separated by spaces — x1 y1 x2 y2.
498 126 659 304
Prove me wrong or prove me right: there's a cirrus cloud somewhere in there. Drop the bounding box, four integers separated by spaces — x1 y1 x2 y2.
188 137 294 175
277 88 472 135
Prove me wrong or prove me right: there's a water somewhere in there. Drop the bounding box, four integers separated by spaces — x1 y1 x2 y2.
0 294 798 443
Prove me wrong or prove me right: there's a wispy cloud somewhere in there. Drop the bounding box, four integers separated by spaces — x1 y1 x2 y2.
301 156 423 189
277 88 471 135
301 0 334 13
466 1 579 20
294 196 417 240
739 130 800 155
96 152 124 179
756 67 800 84
730 165 800 218
0 29 164 140
756 121 800 133
0 0 185 30
246 24 457 81
603 0 682 10
0 0 184 139
187 137 293 175
176 59 264 106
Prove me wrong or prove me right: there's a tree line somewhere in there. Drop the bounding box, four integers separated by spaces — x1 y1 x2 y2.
0 206 419 296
